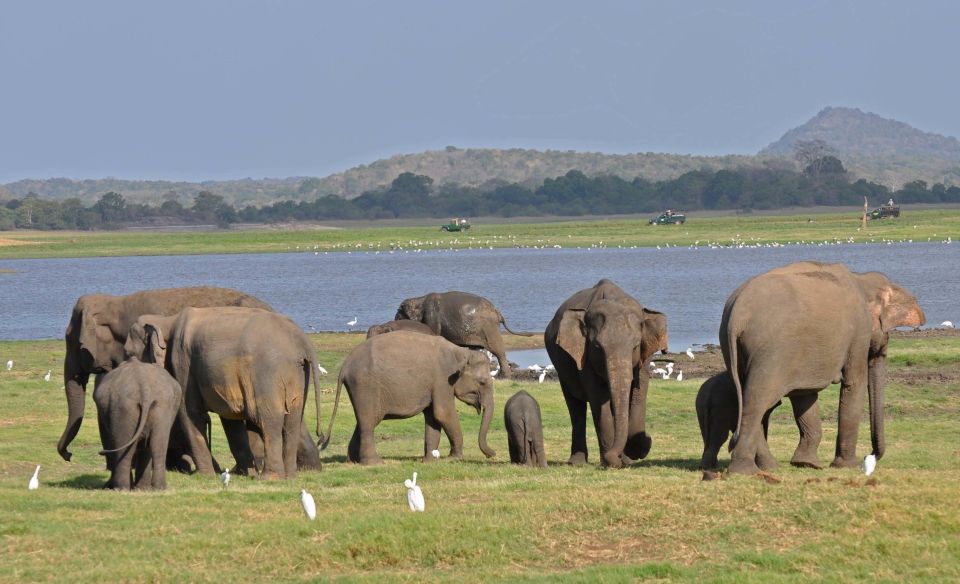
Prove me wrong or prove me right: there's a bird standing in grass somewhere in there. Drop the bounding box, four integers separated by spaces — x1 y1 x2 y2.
347 316 358 328
317 365 328 375
6 360 12 371
301 489 317 520
220 467 230 488
862 454 877 476
430 449 440 460
404 472 425 512
686 347 695 359
43 370 51 382
28 465 40 490
676 370 683 382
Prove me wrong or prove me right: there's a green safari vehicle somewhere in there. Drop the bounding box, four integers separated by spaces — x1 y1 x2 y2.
649 210 686 225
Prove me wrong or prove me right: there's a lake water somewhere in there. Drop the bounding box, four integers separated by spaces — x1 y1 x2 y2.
1 243 956 347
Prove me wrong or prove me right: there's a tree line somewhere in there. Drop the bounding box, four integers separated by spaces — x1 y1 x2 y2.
3 158 959 230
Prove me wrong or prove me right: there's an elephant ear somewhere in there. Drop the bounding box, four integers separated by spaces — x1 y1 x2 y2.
144 324 167 365
556 309 587 369
640 308 668 362
445 346 472 385
858 273 925 333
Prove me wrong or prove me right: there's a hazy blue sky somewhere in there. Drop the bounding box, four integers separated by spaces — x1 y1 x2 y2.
2 1 957 183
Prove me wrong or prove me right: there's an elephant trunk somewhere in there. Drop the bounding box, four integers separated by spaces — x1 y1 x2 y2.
477 390 496 458
868 353 887 459
57 358 88 461
623 369 652 461
603 355 633 468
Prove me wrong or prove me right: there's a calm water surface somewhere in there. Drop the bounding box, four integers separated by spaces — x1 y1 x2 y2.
2 243 956 348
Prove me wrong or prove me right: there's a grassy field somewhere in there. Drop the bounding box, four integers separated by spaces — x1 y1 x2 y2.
1 209 959 260
1 334 958 582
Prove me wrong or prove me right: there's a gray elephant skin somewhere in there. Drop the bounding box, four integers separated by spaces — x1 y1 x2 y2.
58 286 272 463
504 390 547 467
395 291 531 378
366 319 436 338
133 307 323 479
324 331 496 465
126 314 322 474
720 261 925 475
94 358 182 490
696 372 824 470
544 279 668 468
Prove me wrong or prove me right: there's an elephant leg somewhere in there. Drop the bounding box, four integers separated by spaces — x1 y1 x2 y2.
506 420 524 465
133 446 151 489
588 396 620 468
179 387 217 475
561 389 589 465
623 374 652 461
112 445 135 490
485 334 512 379
281 414 299 479
354 417 383 466
422 406 443 463
150 424 171 490
297 421 322 471
701 412 729 471
832 363 868 468
347 425 361 463
245 422 265 474
260 415 286 479
97 408 115 473
755 401 781 471
221 418 257 475
728 376 781 475
432 396 464 458
789 393 824 469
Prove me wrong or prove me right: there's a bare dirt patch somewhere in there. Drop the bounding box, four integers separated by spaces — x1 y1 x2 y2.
0 237 38 247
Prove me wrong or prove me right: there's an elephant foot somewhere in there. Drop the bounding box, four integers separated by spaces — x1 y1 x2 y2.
358 454 384 466
830 456 859 469
700 457 720 471
756 453 779 472
727 457 761 475
623 433 652 460
602 451 624 469
567 452 588 466
790 456 823 470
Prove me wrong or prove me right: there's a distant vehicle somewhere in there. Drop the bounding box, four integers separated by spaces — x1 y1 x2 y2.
649 210 686 225
869 199 901 220
440 217 471 232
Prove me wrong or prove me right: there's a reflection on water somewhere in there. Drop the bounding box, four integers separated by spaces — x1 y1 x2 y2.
1 243 956 342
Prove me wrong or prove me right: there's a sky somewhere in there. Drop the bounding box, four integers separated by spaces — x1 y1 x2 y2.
2 1 958 183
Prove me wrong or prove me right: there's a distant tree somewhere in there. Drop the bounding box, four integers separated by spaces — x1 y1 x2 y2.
192 191 226 223
793 139 834 175
94 192 127 223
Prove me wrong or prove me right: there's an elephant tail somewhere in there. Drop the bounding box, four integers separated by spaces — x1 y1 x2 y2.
728 333 744 452
320 373 344 451
500 312 535 337
99 401 154 455
310 356 324 447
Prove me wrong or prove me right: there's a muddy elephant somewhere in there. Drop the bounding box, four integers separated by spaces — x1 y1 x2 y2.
395 291 531 378
58 286 272 463
94 358 182 490
504 390 547 468
133 307 323 479
324 331 496 465
721 261 925 475
365 319 436 338
544 279 668 468
126 314 322 474
696 371 823 470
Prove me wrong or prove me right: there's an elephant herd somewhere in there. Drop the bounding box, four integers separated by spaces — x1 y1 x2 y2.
54 260 925 490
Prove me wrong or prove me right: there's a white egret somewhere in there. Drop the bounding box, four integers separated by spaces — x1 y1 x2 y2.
489 363 500 377
676 370 683 382
347 316 358 328
527 364 543 374
431 449 440 460
686 347 695 359
538 368 547 383
300 489 317 520
6 360 12 371
862 454 877 476
220 467 230 488
404 472 425 512
43 370 51 382
941 321 954 328
661 370 671 380
28 465 40 490
317 365 328 375
652 368 667 377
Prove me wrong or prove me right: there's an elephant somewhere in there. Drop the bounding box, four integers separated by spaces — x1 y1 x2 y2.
58 286 272 463
126 314 322 474
695 371 824 470
131 307 323 479
395 291 532 378
366 319 437 338
544 279 668 468
720 261 925 475
504 390 547 468
323 331 496 465
93 358 182 490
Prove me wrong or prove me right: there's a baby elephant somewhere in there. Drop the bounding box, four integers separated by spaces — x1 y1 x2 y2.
365 319 436 338
94 358 183 490
324 331 496 465
696 372 823 470
504 390 547 467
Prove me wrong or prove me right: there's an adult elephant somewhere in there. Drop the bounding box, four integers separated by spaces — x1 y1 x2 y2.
721 261 925 475
58 286 273 463
544 279 668 468
134 307 324 479
395 291 532 378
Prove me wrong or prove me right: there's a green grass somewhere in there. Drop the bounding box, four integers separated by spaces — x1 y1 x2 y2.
1 334 958 582
1 209 959 259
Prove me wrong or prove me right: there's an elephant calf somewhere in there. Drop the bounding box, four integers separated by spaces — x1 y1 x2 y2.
504 390 547 467
94 358 182 490
696 372 824 470
324 331 496 465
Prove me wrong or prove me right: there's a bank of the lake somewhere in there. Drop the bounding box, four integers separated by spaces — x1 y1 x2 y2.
1 209 959 259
